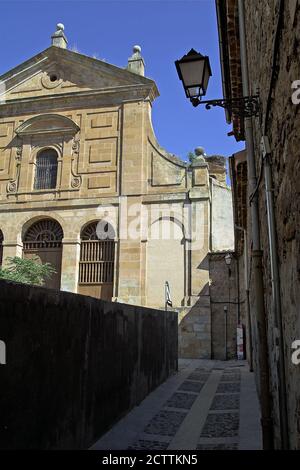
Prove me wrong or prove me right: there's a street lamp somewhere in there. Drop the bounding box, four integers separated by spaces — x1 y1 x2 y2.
175 49 212 102
225 252 232 266
175 48 260 117
225 252 232 279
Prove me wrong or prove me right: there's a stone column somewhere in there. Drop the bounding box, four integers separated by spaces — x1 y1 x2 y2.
1 241 23 267
189 160 210 299
178 159 212 359
116 196 143 305
60 239 81 293
17 136 32 200
59 137 73 191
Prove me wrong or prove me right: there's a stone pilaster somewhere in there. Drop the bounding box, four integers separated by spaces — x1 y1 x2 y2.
60 239 80 292
1 241 23 266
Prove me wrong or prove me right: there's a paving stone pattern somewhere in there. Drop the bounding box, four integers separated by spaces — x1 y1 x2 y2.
200 412 239 438
91 360 261 451
143 410 187 437
197 443 239 450
187 372 211 381
210 394 240 411
178 380 205 393
217 382 240 393
128 440 169 451
220 374 241 382
165 392 198 410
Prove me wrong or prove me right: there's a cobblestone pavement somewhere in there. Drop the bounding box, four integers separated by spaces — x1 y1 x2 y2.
90 359 262 451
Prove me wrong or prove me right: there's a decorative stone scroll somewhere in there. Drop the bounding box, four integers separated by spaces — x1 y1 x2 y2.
70 136 82 189
7 180 17 193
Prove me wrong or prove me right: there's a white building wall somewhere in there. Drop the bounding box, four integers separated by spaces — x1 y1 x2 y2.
211 179 234 252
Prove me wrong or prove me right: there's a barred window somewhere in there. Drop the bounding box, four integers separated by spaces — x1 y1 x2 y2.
34 149 58 190
23 219 63 249
79 221 115 285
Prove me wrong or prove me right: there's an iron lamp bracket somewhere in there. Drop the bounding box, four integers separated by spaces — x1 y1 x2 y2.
190 95 260 118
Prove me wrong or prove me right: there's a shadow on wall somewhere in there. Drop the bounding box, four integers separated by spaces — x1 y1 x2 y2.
178 283 211 360
178 253 240 360
209 252 240 361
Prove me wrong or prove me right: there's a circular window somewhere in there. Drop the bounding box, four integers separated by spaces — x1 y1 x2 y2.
41 70 63 89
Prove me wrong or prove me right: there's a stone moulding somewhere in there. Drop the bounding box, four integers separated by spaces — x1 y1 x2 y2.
71 177 81 189
14 113 80 136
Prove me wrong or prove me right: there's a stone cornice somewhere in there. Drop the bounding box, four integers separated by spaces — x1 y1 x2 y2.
0 85 157 116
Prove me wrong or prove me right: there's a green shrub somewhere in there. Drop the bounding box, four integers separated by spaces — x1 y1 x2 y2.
0 256 56 286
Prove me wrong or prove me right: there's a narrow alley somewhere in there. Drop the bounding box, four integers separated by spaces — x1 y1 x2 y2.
91 359 261 451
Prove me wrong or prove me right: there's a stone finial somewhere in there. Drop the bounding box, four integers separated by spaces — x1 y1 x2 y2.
191 147 206 164
195 147 206 158
127 45 145 76
51 23 68 49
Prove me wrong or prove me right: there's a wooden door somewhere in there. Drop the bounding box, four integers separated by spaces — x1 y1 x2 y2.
78 239 115 300
23 219 63 290
23 246 62 289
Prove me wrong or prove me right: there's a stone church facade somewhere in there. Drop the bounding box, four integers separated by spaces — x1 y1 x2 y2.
0 24 234 358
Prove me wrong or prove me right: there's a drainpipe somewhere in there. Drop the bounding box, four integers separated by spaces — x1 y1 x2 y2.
237 0 273 449
243 230 253 372
261 137 289 450
235 225 253 371
224 305 228 360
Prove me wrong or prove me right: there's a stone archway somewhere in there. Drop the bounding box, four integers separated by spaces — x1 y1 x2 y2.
23 218 63 289
77 220 115 300
146 217 185 308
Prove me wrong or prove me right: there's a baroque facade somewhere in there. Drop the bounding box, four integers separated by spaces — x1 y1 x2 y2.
216 0 300 449
0 24 235 358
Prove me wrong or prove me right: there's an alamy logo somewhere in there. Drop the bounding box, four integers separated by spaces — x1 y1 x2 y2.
0 340 6 365
291 80 300 104
291 340 300 365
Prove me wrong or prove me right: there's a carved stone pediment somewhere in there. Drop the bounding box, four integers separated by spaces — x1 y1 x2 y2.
0 46 159 104
15 114 80 136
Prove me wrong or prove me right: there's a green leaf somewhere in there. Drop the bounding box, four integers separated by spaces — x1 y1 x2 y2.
0 256 56 286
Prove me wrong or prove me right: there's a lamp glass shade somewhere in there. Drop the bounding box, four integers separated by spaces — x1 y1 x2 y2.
202 59 211 95
187 86 202 99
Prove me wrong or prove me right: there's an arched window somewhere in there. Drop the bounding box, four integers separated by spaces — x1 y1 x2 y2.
81 220 115 241
23 219 63 289
0 230 3 266
34 149 58 190
23 219 63 248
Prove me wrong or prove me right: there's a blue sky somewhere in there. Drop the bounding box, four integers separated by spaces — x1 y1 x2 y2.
0 0 244 163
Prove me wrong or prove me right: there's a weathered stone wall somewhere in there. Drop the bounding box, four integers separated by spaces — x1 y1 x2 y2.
0 280 177 449
209 253 239 360
211 178 235 252
244 0 300 449
236 254 249 360
178 295 211 359
0 37 236 364
178 251 241 360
